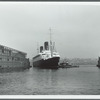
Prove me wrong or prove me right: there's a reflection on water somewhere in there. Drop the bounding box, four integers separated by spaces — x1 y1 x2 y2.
0 65 100 95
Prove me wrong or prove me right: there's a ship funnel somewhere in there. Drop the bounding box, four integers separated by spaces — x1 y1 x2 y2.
40 46 43 52
44 41 49 50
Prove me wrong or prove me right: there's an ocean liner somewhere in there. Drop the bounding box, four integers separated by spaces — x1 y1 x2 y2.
33 30 60 68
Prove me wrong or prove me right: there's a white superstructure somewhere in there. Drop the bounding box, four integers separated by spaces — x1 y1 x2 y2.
33 42 60 62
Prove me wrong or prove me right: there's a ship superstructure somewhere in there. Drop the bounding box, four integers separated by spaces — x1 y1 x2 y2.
33 41 60 68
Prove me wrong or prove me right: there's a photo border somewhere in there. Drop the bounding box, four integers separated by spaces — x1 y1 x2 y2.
0 1 100 99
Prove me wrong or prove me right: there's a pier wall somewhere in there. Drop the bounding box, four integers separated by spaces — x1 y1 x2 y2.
0 45 30 69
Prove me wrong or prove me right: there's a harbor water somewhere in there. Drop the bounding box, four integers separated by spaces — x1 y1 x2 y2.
0 65 100 95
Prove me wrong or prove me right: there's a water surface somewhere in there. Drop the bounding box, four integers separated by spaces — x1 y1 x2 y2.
0 65 100 95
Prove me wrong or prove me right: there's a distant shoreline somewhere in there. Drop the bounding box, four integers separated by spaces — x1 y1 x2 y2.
60 58 98 65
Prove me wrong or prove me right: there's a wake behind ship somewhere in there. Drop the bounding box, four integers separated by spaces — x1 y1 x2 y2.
33 41 60 68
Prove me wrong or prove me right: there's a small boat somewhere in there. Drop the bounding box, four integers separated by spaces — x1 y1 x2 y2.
59 62 79 68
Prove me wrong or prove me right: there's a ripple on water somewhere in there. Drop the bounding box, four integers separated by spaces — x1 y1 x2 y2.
0 66 100 95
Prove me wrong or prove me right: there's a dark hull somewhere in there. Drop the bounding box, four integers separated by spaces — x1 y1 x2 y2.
33 57 60 69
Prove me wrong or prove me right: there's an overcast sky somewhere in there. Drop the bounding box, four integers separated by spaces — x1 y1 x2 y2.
0 2 100 59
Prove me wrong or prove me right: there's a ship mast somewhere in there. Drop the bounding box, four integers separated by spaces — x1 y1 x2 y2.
37 42 39 54
49 28 53 57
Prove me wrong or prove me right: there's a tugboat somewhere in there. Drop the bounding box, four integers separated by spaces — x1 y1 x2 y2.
32 29 60 68
59 59 79 68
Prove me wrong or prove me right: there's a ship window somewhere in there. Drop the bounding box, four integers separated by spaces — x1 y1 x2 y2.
42 54 45 55
0 65 2 67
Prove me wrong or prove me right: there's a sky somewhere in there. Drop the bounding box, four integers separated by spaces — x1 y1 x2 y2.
0 2 100 59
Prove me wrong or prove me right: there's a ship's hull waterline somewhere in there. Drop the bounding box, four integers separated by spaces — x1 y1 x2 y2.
33 57 60 68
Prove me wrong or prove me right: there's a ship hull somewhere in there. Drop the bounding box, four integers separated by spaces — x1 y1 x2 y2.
33 57 60 69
